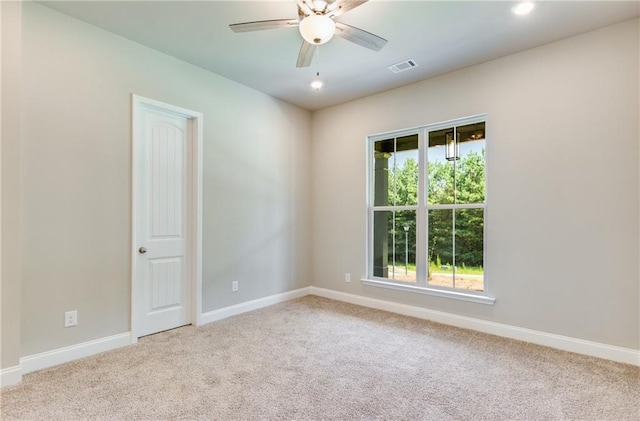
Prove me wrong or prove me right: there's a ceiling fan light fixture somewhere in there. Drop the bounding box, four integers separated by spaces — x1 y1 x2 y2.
299 14 335 45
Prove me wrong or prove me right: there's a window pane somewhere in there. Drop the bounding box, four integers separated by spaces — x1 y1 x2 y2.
456 122 485 204
428 129 455 205
373 139 394 206
454 208 484 292
373 210 417 282
394 135 419 206
427 209 453 288
372 210 391 278
390 210 417 283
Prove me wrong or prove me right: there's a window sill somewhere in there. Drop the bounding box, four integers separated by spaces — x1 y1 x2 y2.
361 278 496 305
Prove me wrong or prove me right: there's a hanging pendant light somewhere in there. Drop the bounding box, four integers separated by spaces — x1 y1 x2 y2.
299 14 336 45
310 69 323 91
310 78 323 91
445 131 460 161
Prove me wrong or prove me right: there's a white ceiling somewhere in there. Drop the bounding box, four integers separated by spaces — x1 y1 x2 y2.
40 0 639 111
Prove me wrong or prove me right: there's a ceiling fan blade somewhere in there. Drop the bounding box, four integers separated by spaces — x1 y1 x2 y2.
334 22 387 51
297 0 312 18
296 41 317 67
229 19 299 33
327 0 368 18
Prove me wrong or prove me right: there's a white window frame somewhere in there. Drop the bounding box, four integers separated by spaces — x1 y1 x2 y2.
364 114 494 305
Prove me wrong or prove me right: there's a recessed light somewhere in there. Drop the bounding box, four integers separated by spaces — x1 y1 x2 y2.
310 79 323 91
512 1 535 16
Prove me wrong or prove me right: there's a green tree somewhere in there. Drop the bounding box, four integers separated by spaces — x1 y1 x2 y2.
385 150 485 270
456 150 485 204
427 160 454 205
388 158 419 265
387 157 419 206
426 149 485 268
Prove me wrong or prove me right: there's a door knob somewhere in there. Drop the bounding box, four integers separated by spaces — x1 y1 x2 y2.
139 247 147 254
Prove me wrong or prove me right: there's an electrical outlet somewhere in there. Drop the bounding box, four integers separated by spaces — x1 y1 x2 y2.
232 281 239 292
64 310 78 327
345 273 351 282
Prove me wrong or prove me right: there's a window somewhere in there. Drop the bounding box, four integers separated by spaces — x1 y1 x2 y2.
367 115 491 304
372 134 419 282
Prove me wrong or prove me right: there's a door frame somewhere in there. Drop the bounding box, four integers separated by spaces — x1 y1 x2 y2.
130 94 203 342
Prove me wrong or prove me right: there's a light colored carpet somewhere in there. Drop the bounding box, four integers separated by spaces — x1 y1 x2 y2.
1 296 638 420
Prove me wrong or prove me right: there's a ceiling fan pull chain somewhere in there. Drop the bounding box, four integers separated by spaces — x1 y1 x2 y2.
310 46 324 91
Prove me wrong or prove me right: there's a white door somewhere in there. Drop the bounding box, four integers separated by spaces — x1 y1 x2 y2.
133 99 197 338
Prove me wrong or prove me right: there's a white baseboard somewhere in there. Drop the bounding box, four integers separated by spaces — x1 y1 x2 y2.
4 285 637 389
4 287 310 387
20 332 132 375
310 287 640 366
0 365 23 387
200 286 312 325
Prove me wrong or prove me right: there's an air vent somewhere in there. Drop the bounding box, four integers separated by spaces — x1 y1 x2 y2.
389 59 418 74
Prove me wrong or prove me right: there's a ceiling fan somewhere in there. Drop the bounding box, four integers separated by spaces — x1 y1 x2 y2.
229 0 387 68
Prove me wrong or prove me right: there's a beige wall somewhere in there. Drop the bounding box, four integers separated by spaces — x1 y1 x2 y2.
4 2 638 370
311 19 640 350
19 2 311 357
1 0 22 370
